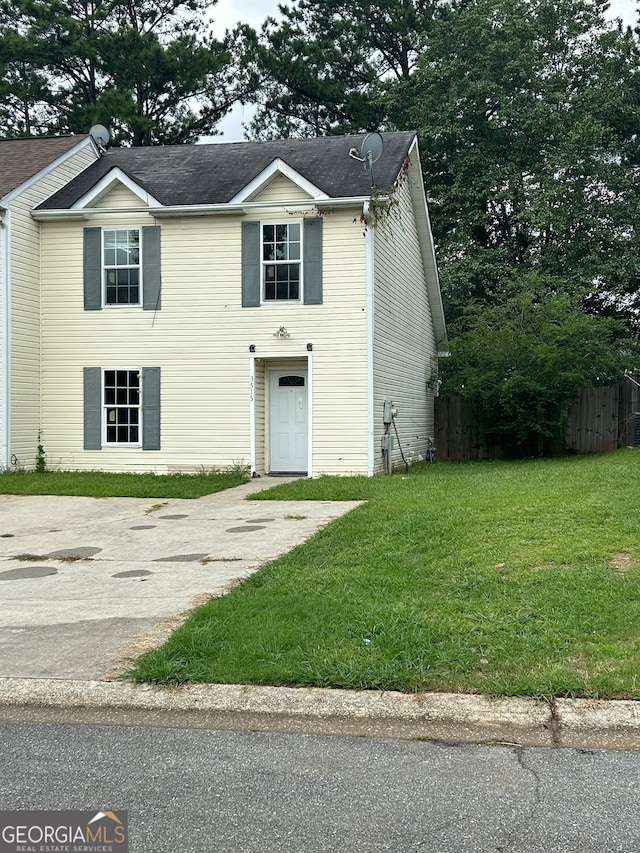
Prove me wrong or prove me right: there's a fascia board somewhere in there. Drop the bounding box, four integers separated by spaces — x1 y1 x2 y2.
32 195 370 221
70 166 162 209
32 196 368 220
229 158 330 203
407 137 448 352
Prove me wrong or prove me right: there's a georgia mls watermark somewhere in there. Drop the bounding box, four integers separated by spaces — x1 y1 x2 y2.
0 811 127 853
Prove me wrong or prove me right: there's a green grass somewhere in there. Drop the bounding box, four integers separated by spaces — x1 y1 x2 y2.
126 449 640 698
0 469 248 498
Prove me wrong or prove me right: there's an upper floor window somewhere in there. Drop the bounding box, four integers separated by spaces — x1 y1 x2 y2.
262 223 301 301
84 226 160 312
104 229 140 306
241 218 322 308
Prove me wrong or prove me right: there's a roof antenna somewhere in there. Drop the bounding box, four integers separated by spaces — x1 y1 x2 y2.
349 132 384 188
89 124 110 155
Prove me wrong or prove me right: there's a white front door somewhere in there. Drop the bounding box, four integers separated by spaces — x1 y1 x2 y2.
269 370 308 473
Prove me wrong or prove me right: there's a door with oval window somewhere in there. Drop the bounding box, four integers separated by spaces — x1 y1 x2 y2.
269 370 308 473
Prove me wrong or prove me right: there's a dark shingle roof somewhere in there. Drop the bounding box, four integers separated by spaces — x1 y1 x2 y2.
37 132 417 209
0 135 89 199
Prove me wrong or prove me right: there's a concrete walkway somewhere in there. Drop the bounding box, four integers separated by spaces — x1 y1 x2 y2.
0 478 356 679
1 480 640 749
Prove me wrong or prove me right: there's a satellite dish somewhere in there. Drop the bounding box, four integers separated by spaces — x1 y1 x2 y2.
361 132 383 165
348 131 384 188
89 124 110 151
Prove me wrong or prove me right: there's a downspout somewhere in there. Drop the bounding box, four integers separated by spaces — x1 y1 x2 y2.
0 205 10 470
364 200 375 477
249 356 256 477
307 352 313 478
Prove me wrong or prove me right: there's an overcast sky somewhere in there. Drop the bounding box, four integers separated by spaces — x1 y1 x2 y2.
210 0 638 141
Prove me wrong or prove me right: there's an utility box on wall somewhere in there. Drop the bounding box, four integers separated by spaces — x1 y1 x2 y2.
383 401 396 424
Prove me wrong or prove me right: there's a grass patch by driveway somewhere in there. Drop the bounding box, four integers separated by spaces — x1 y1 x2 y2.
126 450 640 698
0 469 248 498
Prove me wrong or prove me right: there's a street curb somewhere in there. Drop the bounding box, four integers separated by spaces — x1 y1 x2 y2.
554 698 640 749
2 679 639 749
2 677 638 749
0 678 552 743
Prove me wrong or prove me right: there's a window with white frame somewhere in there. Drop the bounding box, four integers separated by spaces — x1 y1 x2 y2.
262 223 301 301
104 369 140 444
103 229 140 305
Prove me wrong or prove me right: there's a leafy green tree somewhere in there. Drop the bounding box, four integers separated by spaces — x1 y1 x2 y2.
390 0 640 327
440 275 637 455
242 0 440 138
0 0 243 144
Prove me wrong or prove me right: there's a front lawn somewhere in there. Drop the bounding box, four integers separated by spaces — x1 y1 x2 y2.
0 469 248 498
126 450 640 698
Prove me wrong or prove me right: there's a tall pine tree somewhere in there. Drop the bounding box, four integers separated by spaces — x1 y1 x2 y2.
0 0 245 144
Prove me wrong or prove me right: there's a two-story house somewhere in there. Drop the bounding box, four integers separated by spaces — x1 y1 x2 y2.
11 131 446 476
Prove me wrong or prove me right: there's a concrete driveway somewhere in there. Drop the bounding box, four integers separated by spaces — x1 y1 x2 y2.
0 479 359 680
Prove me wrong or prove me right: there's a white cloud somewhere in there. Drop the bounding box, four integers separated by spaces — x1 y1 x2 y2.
608 0 636 26
211 0 279 37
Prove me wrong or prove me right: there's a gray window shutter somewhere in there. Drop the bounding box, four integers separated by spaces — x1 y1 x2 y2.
83 228 102 311
83 367 102 450
241 221 261 307
142 226 161 311
142 367 161 450
303 217 323 305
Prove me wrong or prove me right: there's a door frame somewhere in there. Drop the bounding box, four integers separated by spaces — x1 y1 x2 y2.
249 354 313 478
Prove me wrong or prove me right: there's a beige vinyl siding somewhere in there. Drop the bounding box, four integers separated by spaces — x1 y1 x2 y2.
8 143 97 468
253 175 313 203
92 184 149 209
372 171 437 473
40 196 370 474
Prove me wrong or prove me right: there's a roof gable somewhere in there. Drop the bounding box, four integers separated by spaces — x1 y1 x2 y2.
0 135 94 201
70 166 161 209
230 158 328 203
37 132 417 211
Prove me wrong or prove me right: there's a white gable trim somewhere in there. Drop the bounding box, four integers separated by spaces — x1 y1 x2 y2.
70 167 162 209
229 158 329 203
1 136 98 206
407 137 448 353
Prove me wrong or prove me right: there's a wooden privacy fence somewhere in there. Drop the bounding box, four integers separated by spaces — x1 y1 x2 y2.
434 384 640 461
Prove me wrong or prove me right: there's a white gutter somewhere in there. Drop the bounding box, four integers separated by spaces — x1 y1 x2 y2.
364 200 375 477
31 196 370 221
0 205 10 469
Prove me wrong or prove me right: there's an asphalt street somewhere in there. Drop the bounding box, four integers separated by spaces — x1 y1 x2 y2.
2 721 640 853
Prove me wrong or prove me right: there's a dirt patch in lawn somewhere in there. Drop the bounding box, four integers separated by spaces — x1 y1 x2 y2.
609 552 637 574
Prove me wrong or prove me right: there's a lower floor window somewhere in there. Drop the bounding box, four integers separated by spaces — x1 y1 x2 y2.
84 366 160 451
104 369 140 444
